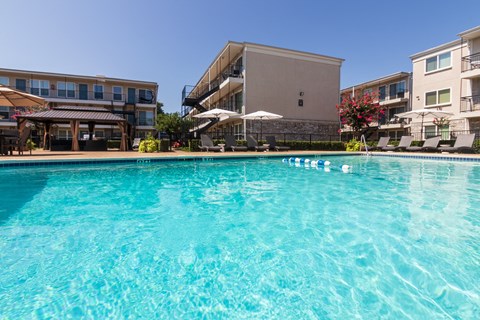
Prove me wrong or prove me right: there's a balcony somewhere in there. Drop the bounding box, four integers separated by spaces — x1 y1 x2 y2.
460 95 480 113
379 91 408 105
461 53 480 79
1 86 156 106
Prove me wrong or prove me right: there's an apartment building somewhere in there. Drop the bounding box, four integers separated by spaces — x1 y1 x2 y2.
0 68 158 139
410 25 480 139
340 72 412 140
181 41 343 140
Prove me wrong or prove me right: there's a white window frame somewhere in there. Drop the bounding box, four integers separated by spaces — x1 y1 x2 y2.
0 76 9 86
94 84 104 100
57 81 76 98
425 51 452 74
425 87 451 107
112 86 123 101
30 79 50 96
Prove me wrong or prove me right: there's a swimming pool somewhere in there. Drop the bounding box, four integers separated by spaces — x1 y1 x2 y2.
0 156 479 318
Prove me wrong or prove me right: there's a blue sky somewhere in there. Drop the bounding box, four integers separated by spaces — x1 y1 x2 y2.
1 0 479 113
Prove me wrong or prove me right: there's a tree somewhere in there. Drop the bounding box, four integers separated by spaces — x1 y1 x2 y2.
336 92 385 134
156 102 165 115
155 112 192 145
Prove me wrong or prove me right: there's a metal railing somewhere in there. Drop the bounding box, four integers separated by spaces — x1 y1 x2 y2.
379 90 407 102
1 85 156 104
460 95 480 112
461 52 480 72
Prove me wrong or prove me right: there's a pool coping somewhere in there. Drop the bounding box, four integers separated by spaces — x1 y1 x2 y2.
1 151 479 167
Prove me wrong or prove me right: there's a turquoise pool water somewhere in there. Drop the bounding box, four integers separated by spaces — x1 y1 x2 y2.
0 156 479 318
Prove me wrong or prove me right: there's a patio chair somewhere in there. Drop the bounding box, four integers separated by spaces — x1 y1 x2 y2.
246 135 269 152
382 136 413 151
266 136 290 151
132 138 142 151
369 136 390 151
224 135 247 152
438 134 476 153
406 136 441 152
4 127 31 155
200 134 222 152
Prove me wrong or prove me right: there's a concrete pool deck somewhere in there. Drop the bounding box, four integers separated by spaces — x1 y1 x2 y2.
1 149 480 163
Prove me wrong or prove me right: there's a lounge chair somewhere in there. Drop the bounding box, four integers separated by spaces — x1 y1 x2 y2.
369 136 390 151
246 135 269 152
200 134 222 152
382 136 413 151
406 136 441 152
132 138 141 151
438 133 476 153
266 136 290 151
224 135 247 152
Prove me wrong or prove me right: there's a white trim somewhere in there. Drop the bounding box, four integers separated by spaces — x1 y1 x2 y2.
245 46 342 66
57 81 76 98
424 52 452 74
93 84 104 100
112 85 123 101
425 87 452 107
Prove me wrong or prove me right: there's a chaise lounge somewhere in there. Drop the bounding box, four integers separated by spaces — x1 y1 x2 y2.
438 133 476 153
266 136 290 151
224 135 248 152
200 134 222 152
369 136 390 151
246 135 269 152
382 136 413 151
406 136 441 152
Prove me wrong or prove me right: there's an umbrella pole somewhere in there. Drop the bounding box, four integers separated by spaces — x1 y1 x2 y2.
260 120 263 142
420 115 424 140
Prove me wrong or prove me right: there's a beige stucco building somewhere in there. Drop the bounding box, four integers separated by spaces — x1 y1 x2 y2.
410 25 480 139
0 68 158 140
182 42 343 141
340 72 412 140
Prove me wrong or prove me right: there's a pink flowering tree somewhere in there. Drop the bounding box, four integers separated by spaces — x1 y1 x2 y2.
336 92 385 136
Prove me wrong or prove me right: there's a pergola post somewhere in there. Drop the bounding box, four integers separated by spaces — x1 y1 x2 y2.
118 121 127 151
70 120 80 151
43 122 51 150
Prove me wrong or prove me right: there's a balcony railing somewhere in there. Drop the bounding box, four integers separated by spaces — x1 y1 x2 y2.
461 52 480 72
379 91 407 102
0 86 156 105
460 95 480 112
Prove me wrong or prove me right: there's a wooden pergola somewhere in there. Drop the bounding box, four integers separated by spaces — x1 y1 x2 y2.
16 106 129 151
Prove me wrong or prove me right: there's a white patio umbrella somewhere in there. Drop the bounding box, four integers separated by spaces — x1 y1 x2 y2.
241 110 283 140
193 108 239 119
0 85 45 107
395 108 453 138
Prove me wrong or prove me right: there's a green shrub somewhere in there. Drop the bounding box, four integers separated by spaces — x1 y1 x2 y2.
138 135 159 153
107 140 121 149
473 139 480 153
345 139 363 152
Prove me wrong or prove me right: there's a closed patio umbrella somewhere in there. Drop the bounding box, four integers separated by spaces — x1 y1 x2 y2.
396 109 453 139
241 110 283 141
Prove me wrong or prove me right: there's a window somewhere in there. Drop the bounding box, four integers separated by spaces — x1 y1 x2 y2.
94 84 104 99
113 86 123 101
57 82 75 98
424 125 436 139
363 88 373 96
234 92 243 113
30 80 49 96
425 88 451 106
425 52 451 73
16 79 26 92
0 76 9 86
379 86 386 101
138 89 153 103
57 130 72 140
138 110 154 126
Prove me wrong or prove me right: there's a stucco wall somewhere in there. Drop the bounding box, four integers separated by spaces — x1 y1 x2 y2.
244 50 341 122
